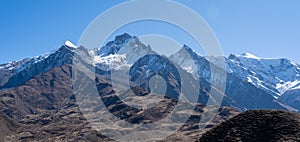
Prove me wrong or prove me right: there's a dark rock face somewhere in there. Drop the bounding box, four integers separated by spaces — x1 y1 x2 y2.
198 110 300 142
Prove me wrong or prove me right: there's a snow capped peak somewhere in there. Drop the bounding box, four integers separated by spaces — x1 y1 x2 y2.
65 40 77 48
93 33 155 66
237 52 260 59
96 33 154 61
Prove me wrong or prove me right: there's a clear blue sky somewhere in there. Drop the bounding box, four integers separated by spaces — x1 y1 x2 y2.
1 0 299 64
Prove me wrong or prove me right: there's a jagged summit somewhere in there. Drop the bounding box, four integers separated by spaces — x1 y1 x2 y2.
98 33 137 57
114 33 133 44
104 33 134 46
182 44 194 53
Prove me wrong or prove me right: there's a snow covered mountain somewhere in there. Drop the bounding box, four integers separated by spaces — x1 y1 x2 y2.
171 49 300 100
1 33 299 111
169 47 292 111
227 53 300 98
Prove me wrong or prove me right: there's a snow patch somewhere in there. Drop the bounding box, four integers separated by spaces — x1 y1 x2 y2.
237 53 260 60
65 40 77 48
94 54 130 70
276 80 300 93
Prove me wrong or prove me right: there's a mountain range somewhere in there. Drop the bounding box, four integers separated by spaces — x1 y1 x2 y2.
1 33 299 111
0 33 300 141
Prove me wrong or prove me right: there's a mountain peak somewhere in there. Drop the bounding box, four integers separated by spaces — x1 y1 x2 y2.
183 44 191 50
180 44 199 56
113 33 134 45
98 33 145 57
